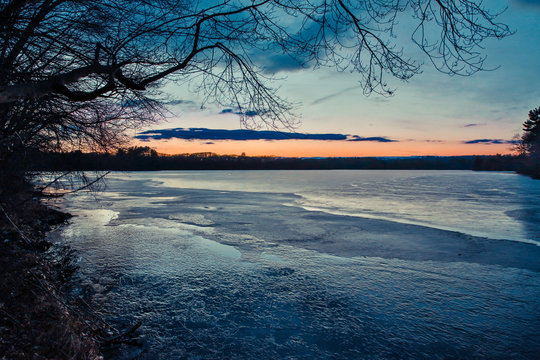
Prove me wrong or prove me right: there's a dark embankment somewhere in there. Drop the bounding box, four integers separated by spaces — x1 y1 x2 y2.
0 192 102 359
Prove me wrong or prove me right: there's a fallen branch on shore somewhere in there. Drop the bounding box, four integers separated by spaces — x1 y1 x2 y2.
102 321 143 344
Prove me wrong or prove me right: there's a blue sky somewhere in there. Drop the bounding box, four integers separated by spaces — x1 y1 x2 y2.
136 0 540 157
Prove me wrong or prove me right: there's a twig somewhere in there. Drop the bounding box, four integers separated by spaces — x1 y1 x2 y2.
75 295 116 331
35 171 72 194
39 171 111 198
57 171 110 195
102 321 142 343
0 308 22 326
0 203 32 245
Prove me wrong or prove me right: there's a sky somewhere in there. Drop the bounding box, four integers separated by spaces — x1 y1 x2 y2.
133 0 540 157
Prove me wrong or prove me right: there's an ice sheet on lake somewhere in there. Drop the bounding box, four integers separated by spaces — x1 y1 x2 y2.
50 170 540 359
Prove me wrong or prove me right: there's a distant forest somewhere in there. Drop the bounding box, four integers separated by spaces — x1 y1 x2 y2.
29 147 522 172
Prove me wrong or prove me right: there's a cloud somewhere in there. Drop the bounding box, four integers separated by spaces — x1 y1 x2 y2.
135 127 397 143
124 99 195 108
220 109 258 117
348 135 397 143
463 139 518 145
463 123 484 128
166 99 195 106
251 53 307 74
514 0 540 9
311 86 362 105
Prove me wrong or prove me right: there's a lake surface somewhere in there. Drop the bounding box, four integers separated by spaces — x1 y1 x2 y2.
51 170 540 359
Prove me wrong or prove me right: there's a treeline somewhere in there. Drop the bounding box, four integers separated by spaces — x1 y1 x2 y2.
28 147 522 172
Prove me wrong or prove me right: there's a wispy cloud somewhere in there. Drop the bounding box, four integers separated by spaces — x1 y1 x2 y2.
463 139 518 145
135 128 398 143
348 135 396 143
219 109 258 117
251 53 307 74
514 0 540 9
311 86 361 105
463 123 485 128
166 99 195 106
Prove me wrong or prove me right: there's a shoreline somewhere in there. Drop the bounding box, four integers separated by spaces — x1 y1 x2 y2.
0 195 103 359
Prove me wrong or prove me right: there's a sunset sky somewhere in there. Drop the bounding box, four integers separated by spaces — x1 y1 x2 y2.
133 0 540 157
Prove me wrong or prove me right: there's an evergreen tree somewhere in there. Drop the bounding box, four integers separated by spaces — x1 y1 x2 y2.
519 107 540 178
522 108 540 153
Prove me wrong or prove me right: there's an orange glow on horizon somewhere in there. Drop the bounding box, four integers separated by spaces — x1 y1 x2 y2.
134 139 514 157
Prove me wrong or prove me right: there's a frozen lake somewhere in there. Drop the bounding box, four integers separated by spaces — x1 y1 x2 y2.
51 170 540 359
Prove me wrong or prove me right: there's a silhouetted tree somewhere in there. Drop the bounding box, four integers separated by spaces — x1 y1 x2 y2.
521 108 540 155
517 107 540 178
0 0 513 193
29 151 522 171
125 146 158 158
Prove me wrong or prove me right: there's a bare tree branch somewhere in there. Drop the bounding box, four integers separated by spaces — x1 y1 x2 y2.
0 0 513 193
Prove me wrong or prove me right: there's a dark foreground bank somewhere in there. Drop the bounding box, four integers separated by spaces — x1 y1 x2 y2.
0 194 103 359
